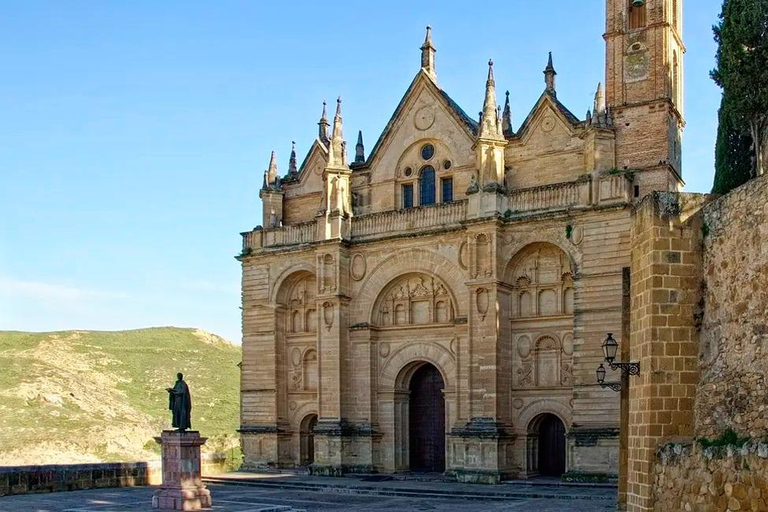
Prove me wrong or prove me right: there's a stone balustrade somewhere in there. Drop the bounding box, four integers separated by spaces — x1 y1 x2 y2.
351 200 468 239
241 174 633 251
507 178 590 214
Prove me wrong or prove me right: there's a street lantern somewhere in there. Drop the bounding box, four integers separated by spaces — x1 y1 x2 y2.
596 333 639 393
596 364 606 384
602 333 619 364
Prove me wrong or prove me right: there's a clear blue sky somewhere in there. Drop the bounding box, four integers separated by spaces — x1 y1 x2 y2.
0 1 723 342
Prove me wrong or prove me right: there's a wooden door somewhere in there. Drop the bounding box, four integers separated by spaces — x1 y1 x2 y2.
408 364 445 472
538 414 566 476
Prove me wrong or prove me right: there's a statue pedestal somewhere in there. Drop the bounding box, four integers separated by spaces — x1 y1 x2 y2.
152 431 212 510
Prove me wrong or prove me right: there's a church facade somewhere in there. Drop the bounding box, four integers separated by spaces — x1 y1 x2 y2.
238 0 685 483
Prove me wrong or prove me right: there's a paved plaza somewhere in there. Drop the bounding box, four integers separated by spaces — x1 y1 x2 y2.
0 475 617 512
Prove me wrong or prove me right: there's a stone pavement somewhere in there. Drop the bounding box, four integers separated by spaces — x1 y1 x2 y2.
0 474 617 511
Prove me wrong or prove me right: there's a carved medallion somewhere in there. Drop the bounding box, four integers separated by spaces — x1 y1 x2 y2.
512 398 524 410
289 401 297 411
517 335 532 359
542 115 556 133
570 226 584 245
379 342 390 358
350 253 366 281
450 337 458 355
458 241 468 270
414 107 435 130
291 348 302 366
562 334 574 356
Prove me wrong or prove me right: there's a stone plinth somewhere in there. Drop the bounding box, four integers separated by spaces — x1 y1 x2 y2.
152 431 211 511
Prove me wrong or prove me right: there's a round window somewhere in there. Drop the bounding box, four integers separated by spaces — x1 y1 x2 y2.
404 167 413 177
421 144 435 161
443 160 452 170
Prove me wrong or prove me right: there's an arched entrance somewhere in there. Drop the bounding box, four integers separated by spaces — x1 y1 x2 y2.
299 414 317 466
528 413 566 477
408 363 445 472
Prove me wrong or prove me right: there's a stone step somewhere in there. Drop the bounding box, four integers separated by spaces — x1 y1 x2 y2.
204 476 615 502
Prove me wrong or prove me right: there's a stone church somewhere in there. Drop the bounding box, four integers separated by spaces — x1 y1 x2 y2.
238 0 685 483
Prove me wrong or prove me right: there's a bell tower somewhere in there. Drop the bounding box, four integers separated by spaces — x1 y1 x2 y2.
605 0 685 194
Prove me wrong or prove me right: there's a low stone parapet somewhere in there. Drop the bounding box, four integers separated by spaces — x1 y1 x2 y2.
0 452 232 497
0 461 162 497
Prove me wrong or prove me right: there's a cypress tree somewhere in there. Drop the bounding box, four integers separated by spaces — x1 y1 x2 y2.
712 95 755 194
711 0 768 177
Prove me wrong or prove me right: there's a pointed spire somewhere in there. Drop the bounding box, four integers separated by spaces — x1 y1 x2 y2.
544 52 557 94
593 82 606 125
267 151 278 186
502 90 513 135
420 25 437 80
355 130 365 164
479 59 503 140
318 101 330 144
288 141 298 178
496 105 503 136
328 97 347 167
262 170 268 190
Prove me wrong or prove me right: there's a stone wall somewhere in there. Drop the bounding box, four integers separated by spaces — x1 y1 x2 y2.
697 174 768 439
0 454 229 497
624 174 768 511
653 441 768 512
625 191 706 511
0 462 160 497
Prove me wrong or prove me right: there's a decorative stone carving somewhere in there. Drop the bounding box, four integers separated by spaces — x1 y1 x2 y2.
541 115 556 132
322 301 334 329
476 288 489 321
291 348 302 366
473 234 492 279
379 342 390 358
318 254 337 294
450 337 458 355
350 253 366 281
517 362 533 387
289 401 297 411
561 360 573 386
374 273 454 326
512 398 524 410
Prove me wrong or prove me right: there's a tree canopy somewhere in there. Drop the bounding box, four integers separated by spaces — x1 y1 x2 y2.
711 0 768 177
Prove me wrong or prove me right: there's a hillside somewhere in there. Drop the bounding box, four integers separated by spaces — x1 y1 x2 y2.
0 327 241 466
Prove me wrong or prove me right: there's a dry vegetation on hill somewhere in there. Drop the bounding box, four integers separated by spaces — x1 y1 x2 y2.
0 327 240 466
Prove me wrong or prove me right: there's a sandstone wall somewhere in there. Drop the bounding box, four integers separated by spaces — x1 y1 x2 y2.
653 441 768 512
697 174 768 439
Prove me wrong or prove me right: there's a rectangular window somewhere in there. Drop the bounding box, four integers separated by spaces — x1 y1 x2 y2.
402 184 413 209
441 177 454 203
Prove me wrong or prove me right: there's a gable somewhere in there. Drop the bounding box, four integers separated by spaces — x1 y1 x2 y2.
367 72 478 183
284 140 327 198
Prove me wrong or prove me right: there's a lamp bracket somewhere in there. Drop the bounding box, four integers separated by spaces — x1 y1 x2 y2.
609 362 641 376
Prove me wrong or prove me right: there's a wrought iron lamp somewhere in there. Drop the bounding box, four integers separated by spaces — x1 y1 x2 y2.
596 333 640 392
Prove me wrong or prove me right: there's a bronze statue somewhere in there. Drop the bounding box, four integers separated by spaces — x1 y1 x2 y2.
166 372 192 432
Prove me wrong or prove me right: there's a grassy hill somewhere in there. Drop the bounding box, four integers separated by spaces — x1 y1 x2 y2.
0 327 241 466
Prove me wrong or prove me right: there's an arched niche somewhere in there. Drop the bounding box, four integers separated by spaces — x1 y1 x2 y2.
505 243 574 319
372 272 455 327
275 271 317 334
